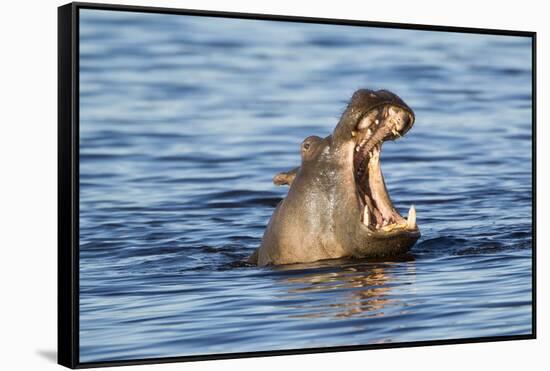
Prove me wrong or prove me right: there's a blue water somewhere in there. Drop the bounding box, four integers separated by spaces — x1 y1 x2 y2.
78 9 533 363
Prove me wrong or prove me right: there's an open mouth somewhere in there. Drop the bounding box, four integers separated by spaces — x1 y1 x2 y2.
352 104 417 233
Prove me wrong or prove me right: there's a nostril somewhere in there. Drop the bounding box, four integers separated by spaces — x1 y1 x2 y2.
401 111 414 130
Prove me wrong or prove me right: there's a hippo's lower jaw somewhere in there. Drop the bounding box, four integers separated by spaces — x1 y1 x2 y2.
352 103 419 235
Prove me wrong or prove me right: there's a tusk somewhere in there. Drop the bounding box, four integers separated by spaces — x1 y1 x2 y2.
407 204 416 229
363 206 370 226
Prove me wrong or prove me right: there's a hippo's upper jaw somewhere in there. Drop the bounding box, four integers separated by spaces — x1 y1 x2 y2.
344 89 419 236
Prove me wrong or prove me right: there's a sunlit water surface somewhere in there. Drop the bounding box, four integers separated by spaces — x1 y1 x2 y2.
79 10 533 362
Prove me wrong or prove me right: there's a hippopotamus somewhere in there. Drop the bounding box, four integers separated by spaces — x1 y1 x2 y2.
249 89 420 266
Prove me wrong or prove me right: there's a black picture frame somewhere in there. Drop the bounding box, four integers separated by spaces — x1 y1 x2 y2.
58 2 537 369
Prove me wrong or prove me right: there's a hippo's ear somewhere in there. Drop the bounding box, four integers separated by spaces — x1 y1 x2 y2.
273 167 299 186
273 172 293 186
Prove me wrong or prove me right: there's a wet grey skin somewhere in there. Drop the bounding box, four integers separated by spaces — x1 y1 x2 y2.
249 89 420 266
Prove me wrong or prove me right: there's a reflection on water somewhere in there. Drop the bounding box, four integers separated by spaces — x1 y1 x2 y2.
78 9 533 363
282 262 400 319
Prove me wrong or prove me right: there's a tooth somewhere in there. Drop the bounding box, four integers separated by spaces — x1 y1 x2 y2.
392 129 401 138
407 205 416 229
355 146 360 152
374 119 379 125
351 130 356 137
363 207 370 226
382 219 389 227
367 129 372 136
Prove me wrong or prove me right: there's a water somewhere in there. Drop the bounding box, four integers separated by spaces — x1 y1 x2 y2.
78 9 533 363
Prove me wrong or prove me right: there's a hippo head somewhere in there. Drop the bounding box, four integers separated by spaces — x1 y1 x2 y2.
253 89 420 266
333 89 419 232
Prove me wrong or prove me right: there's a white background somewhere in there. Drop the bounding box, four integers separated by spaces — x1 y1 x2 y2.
0 0 546 370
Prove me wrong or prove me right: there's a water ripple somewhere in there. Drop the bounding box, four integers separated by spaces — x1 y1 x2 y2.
78 9 533 363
